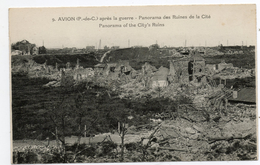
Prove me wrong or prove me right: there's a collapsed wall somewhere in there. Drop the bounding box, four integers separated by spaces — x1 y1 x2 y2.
151 66 169 88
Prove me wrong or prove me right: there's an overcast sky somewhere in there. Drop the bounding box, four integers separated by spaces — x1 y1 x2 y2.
9 5 256 48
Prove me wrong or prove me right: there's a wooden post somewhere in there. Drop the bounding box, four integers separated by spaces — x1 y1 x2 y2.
55 127 59 147
225 99 228 110
47 137 50 147
193 58 195 81
118 122 120 133
119 122 126 162
55 62 58 71
84 125 86 137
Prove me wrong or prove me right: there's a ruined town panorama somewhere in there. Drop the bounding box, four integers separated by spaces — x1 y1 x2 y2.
9 5 257 164
11 42 257 163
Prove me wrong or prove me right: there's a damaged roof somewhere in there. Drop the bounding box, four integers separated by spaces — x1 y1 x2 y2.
228 87 256 104
191 52 205 61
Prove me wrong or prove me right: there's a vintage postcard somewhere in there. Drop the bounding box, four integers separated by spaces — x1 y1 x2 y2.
10 5 257 163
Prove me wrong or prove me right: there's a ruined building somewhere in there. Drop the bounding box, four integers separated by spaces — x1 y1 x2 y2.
31 46 39 55
151 66 169 88
169 50 206 83
94 60 134 81
11 40 40 55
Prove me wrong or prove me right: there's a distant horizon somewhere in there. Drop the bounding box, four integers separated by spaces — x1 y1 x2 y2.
11 39 255 50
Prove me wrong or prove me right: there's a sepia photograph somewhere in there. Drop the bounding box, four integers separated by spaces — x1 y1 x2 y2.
9 4 257 163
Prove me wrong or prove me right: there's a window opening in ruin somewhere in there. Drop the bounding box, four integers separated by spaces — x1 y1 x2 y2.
198 77 202 82
188 61 193 81
124 71 131 75
188 61 193 75
120 66 125 73
110 67 115 72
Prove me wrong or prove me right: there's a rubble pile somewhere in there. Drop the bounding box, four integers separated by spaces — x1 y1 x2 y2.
213 67 252 80
122 104 257 161
13 51 254 103
119 77 225 105
204 48 224 56
12 47 257 163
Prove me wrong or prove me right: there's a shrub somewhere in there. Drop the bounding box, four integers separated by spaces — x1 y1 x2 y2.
98 141 117 157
